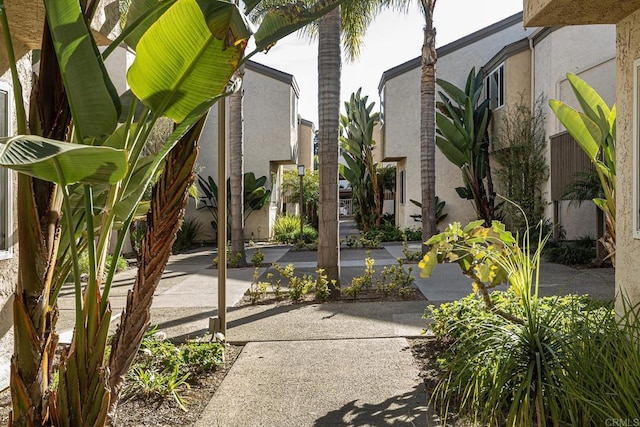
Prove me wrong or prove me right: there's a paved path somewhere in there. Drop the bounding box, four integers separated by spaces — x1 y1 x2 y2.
52 221 616 425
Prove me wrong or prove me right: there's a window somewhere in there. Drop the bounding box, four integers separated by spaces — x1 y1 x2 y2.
633 58 640 238
485 63 505 110
0 85 11 258
379 87 385 125
399 169 406 204
291 91 298 130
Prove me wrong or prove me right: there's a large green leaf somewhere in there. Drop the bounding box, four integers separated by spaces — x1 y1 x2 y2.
549 99 601 160
566 73 611 125
44 0 119 141
0 136 127 185
128 0 251 123
121 0 175 50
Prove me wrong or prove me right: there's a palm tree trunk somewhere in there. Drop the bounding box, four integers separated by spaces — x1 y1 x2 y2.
9 20 69 426
229 70 247 267
106 117 205 423
317 6 341 293
420 0 437 253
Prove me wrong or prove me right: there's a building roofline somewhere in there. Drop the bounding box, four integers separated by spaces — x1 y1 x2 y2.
482 37 531 74
378 11 524 93
300 117 315 129
246 60 300 97
530 26 559 47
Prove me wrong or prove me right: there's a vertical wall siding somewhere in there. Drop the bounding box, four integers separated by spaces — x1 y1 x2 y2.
550 131 595 200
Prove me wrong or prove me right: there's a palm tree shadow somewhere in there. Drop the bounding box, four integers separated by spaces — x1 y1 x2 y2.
313 385 428 426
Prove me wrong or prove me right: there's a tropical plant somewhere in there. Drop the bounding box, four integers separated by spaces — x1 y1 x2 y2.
340 88 381 231
172 217 203 253
273 214 317 243
562 168 603 204
493 95 549 234
409 196 448 226
550 74 616 265
0 0 344 424
197 172 272 235
435 68 498 227
282 168 319 226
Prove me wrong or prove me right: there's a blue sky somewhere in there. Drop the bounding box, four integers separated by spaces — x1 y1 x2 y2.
252 1 524 125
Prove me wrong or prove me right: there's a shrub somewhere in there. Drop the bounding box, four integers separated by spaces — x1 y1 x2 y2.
124 328 225 411
251 248 265 267
544 234 595 265
273 214 317 244
376 258 415 297
172 218 202 253
426 292 617 425
79 253 128 277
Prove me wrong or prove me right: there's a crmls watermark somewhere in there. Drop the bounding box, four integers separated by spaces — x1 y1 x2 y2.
606 419 640 427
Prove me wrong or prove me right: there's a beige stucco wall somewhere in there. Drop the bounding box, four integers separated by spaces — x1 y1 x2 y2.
382 20 533 229
490 48 532 149
616 9 640 305
187 67 298 242
298 119 315 171
532 25 616 239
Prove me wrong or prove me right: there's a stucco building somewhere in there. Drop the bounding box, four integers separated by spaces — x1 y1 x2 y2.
524 0 640 305
379 12 616 241
186 60 315 242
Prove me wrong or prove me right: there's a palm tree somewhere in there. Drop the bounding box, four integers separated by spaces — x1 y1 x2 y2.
318 1 404 292
229 73 248 267
254 0 399 291
419 0 438 253
384 0 437 252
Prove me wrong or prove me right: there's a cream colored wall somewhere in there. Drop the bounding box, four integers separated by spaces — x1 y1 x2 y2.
490 50 532 144
615 9 640 305
187 68 297 241
383 20 533 229
298 120 315 170
533 25 615 239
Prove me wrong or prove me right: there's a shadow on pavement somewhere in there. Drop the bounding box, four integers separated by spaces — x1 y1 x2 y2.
313 385 427 426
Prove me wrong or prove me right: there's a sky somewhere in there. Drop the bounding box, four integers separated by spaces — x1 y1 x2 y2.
250 1 524 125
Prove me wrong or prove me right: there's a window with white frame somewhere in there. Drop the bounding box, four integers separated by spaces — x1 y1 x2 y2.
633 58 640 238
0 85 11 258
485 63 505 110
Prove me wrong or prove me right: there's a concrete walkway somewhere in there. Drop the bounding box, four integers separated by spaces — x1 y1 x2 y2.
53 227 615 426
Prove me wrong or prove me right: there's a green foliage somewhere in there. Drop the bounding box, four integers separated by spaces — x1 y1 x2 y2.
493 96 549 233
247 267 269 304
376 259 415 297
282 168 320 206
172 217 202 253
124 328 225 411
401 232 422 262
362 222 422 243
436 68 498 225
426 291 640 426
197 172 272 233
550 74 616 263
409 196 448 226
251 248 265 267
339 89 382 231
78 253 128 277
562 169 603 206
272 214 317 244
544 235 595 265
344 254 375 299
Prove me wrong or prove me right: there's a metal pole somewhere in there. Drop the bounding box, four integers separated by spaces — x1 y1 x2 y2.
211 98 227 337
299 173 304 240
